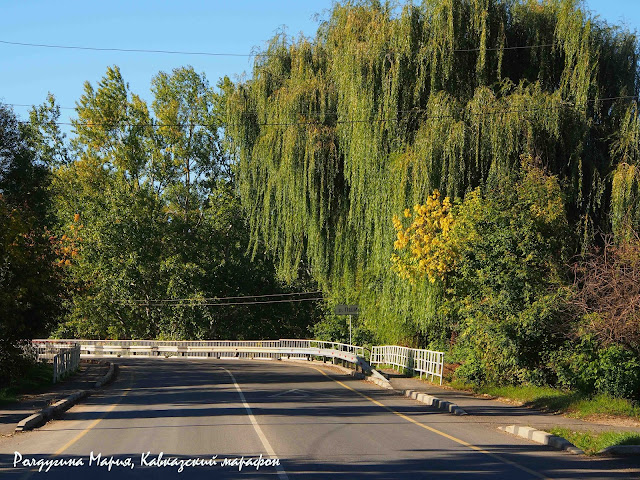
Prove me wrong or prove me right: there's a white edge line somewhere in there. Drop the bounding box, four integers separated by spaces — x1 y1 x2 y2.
220 367 289 480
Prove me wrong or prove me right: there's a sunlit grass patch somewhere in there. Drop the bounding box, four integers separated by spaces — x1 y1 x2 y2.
445 381 640 421
549 428 640 455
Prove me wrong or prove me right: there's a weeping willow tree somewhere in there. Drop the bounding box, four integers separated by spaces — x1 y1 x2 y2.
226 0 639 345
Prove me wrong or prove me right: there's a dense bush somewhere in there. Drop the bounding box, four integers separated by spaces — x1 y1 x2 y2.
402 160 570 385
596 345 640 400
552 336 640 400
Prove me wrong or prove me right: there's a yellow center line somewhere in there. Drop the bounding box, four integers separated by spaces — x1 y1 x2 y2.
19 366 134 480
54 367 134 455
309 366 549 480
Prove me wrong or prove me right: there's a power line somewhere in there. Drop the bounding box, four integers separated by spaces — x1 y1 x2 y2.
7 102 76 110
0 38 562 58
0 39 258 57
117 291 323 304
454 43 555 52
6 96 637 114
116 297 324 307
12 100 638 130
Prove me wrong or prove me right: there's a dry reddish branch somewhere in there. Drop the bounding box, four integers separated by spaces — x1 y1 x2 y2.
569 233 640 351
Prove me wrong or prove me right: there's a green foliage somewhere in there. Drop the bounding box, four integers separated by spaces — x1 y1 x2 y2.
226 0 639 349
45 67 320 340
551 335 601 392
0 362 53 404
596 345 640 400
312 311 376 346
549 428 640 456
551 337 640 399
611 104 640 241
0 104 62 383
448 381 640 420
444 161 569 385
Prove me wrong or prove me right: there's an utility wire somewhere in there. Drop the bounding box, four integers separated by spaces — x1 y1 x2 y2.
0 38 561 57
5 96 637 114
0 40 258 57
116 297 324 307
13 101 638 129
8 103 77 110
116 291 323 304
454 43 555 52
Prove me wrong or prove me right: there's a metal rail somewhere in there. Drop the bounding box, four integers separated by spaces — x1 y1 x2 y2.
32 339 370 373
370 345 444 385
33 342 81 383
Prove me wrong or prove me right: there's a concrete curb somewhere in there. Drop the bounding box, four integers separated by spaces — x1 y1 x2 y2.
278 358 362 377
363 372 466 416
15 362 116 433
15 391 89 432
367 369 393 389
95 362 116 388
368 376 394 389
404 389 467 415
598 445 640 456
499 425 584 455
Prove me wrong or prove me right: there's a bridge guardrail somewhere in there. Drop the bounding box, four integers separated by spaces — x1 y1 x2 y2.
32 339 371 373
370 345 444 385
33 342 81 383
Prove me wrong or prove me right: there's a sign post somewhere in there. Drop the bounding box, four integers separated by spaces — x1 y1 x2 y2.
334 305 359 345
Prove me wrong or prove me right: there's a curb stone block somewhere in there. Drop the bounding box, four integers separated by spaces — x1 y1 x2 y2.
403 389 467 416
15 413 45 432
499 425 584 455
95 362 115 388
367 376 394 389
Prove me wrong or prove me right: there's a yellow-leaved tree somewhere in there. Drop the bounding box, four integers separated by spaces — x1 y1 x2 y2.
391 190 457 283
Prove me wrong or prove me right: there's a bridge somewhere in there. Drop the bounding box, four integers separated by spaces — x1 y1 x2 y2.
0 339 635 479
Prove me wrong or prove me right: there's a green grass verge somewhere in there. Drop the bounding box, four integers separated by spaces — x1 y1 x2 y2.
0 363 53 405
549 428 640 455
446 381 640 421
373 364 412 376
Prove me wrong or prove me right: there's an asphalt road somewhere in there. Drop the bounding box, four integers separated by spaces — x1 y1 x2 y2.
0 358 639 479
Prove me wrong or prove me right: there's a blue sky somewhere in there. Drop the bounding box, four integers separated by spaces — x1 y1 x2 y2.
1 0 638 126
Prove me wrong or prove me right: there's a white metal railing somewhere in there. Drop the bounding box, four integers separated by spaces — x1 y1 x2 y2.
33 342 81 383
32 339 370 372
370 345 444 385
279 339 364 357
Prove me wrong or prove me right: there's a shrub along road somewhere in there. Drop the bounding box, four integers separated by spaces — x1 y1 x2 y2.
0 358 638 479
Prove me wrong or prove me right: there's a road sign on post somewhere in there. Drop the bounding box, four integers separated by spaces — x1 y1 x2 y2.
334 305 359 346
334 305 359 315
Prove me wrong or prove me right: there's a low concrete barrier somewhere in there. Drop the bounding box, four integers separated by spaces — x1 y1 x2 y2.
33 339 373 374
15 390 89 432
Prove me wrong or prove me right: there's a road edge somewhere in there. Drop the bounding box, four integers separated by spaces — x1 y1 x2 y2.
15 361 117 432
364 372 467 416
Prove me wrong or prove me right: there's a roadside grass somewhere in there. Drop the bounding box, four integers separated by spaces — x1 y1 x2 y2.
0 363 53 405
549 427 640 455
373 366 640 421
445 380 640 421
